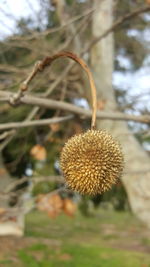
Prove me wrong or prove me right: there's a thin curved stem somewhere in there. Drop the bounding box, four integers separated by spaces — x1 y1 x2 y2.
17 51 97 129
40 52 97 129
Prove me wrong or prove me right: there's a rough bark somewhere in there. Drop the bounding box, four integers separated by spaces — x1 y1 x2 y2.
91 0 150 227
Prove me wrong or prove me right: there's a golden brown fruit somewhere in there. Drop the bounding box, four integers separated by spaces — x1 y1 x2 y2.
60 130 124 195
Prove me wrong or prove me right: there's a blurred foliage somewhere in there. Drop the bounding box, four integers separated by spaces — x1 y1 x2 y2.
32 181 57 195
114 0 148 70
79 196 92 216
79 182 129 216
102 183 129 211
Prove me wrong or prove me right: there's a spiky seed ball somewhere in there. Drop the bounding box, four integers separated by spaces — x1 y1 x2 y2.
60 130 124 195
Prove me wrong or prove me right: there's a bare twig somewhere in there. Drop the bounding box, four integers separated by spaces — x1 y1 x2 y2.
9 52 97 128
0 130 15 140
0 115 73 131
5 175 64 193
9 7 95 41
85 5 150 52
0 60 74 151
0 90 150 124
1 168 150 199
0 64 26 74
9 61 43 105
0 133 16 151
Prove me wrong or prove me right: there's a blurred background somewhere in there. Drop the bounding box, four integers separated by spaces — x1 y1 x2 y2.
0 0 150 266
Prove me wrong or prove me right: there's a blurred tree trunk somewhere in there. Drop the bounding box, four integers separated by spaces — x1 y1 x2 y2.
91 0 150 227
0 156 24 236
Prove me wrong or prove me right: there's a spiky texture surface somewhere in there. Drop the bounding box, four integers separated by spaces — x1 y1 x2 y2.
60 130 124 195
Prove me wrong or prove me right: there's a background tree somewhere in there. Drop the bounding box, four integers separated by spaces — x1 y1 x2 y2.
91 0 150 226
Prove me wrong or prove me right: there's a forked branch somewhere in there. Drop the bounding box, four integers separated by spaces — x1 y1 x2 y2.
10 52 97 129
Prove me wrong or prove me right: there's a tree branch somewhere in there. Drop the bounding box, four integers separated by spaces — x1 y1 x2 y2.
10 7 95 41
85 5 150 52
5 175 64 193
9 51 97 130
0 90 150 124
0 115 74 131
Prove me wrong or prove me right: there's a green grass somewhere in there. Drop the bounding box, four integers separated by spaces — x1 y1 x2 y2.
1 209 150 267
16 243 150 267
25 209 137 240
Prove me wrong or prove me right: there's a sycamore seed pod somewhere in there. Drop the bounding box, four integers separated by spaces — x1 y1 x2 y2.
60 130 124 195
40 51 124 195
